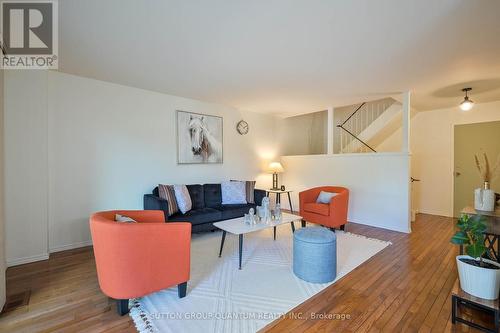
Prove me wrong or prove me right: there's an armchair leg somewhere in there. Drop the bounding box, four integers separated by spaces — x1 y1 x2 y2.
301 219 306 228
116 299 129 316
340 224 345 231
178 282 187 298
329 227 336 233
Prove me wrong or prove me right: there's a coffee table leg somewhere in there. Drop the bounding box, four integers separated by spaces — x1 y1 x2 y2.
273 226 276 240
218 231 226 257
239 234 243 270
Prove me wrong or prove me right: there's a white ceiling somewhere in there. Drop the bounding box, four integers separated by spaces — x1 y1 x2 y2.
58 0 500 116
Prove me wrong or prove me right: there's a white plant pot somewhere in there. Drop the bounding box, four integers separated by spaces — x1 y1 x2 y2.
474 188 495 212
456 255 500 300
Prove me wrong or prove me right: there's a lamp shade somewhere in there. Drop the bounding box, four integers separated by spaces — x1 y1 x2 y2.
268 162 284 173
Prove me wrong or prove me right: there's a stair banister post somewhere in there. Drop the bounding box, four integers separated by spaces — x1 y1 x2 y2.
402 91 411 153
327 106 334 154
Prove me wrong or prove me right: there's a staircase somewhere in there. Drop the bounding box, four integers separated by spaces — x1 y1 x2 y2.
337 98 402 153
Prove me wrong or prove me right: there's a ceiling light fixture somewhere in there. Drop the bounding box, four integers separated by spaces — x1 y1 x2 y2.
459 87 474 111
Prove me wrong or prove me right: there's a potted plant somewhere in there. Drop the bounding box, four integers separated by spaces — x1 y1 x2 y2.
451 214 500 299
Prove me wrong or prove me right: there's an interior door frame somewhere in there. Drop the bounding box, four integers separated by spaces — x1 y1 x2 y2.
450 120 500 217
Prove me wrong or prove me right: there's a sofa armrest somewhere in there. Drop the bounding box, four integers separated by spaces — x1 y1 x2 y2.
144 194 169 217
254 189 266 205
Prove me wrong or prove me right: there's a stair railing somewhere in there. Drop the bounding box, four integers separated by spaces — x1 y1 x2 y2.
337 102 377 153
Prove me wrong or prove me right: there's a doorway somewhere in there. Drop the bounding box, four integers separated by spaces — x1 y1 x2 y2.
453 120 500 217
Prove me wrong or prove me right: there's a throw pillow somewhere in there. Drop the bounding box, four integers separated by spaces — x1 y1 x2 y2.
158 184 179 216
316 191 338 204
221 181 247 205
231 180 256 204
115 214 137 223
174 184 192 214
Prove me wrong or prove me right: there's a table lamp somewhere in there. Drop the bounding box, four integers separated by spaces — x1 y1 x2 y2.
268 162 284 190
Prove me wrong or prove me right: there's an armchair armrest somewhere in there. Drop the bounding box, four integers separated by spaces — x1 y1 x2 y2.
144 194 169 217
91 221 191 299
329 190 349 225
299 188 322 214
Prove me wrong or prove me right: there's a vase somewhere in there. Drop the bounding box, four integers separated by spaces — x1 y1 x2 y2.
474 183 495 212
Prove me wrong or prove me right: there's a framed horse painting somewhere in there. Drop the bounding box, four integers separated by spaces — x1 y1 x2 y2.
176 110 223 164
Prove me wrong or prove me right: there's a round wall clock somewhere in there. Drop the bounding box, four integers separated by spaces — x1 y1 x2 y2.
236 120 249 135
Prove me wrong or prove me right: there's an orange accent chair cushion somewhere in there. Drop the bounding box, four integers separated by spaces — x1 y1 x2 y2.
89 210 191 300
299 187 349 229
303 202 330 216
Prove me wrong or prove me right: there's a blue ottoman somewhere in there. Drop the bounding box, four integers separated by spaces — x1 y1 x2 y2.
293 227 337 283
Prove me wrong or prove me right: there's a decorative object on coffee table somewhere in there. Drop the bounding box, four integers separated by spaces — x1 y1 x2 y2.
177 110 223 164
451 214 500 300
266 189 296 235
474 153 499 212
268 161 284 190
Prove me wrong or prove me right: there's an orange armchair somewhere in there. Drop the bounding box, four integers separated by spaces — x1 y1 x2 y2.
299 187 349 230
90 210 191 315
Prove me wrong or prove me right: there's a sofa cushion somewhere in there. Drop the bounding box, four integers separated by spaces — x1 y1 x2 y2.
168 208 222 225
158 184 179 216
231 180 257 204
303 203 330 216
187 184 205 210
221 181 247 204
204 184 222 208
217 204 256 220
174 185 192 214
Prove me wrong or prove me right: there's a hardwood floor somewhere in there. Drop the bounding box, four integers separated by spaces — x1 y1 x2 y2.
0 214 490 332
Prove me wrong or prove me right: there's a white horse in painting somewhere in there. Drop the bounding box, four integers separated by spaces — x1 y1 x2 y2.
188 115 222 162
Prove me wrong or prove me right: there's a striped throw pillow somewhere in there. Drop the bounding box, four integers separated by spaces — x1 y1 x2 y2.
231 180 256 204
158 184 179 216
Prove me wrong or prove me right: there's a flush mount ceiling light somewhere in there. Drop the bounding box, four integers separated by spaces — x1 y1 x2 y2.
459 87 474 111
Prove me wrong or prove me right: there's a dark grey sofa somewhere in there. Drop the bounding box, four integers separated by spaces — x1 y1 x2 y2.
144 184 266 232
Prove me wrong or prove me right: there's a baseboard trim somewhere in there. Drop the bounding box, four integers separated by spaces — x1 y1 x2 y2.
7 241 94 267
7 253 50 267
50 240 93 253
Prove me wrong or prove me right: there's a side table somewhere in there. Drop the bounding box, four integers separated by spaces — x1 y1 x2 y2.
452 279 500 332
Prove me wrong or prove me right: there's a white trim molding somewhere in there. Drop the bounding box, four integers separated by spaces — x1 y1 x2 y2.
50 240 93 253
7 253 49 267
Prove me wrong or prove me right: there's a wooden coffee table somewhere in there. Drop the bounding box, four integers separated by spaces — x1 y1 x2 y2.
214 212 303 270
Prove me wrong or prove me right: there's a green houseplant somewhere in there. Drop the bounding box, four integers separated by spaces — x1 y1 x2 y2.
451 214 500 299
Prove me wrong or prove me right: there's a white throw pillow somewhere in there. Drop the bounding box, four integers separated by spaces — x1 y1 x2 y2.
174 184 192 214
115 214 137 223
316 191 338 204
221 181 247 205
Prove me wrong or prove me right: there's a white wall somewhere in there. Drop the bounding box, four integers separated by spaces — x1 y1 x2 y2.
0 69 6 309
5 71 279 264
281 153 411 233
4 71 49 266
411 101 500 217
277 111 328 156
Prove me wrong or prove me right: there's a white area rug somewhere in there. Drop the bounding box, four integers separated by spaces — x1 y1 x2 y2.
130 226 391 333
